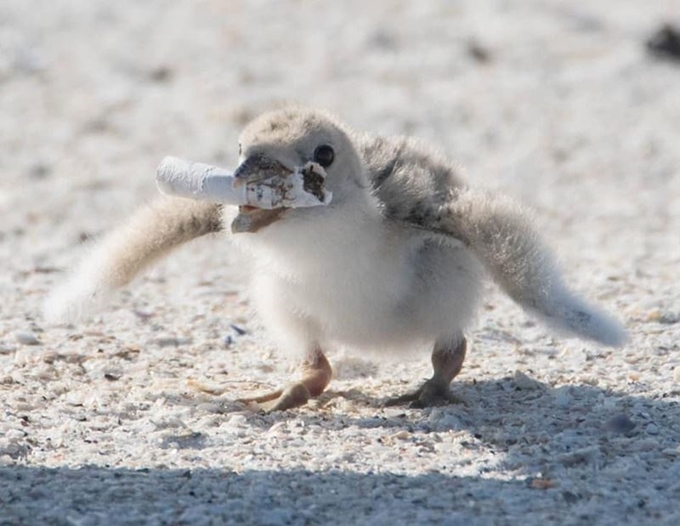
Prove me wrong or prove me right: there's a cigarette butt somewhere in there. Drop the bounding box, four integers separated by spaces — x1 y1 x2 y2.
156 157 246 204
156 156 333 209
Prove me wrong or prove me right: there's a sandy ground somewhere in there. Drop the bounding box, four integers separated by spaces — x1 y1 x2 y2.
2 1 680 524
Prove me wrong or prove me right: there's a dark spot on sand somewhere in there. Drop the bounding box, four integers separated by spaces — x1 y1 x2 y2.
647 24 680 62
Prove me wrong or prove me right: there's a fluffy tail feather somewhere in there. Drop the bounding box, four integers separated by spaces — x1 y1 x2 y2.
438 189 627 347
44 198 222 323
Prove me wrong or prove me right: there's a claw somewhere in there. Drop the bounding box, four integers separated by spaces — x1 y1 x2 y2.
238 383 312 413
236 349 332 413
384 377 463 408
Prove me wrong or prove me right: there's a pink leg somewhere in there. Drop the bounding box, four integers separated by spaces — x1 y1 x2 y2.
238 347 332 412
386 336 467 408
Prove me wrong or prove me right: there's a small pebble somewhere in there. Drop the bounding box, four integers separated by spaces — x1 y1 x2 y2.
634 438 659 452
65 392 86 407
15 331 41 346
0 344 16 354
513 370 541 390
196 403 223 414
42 351 59 364
133 309 154 321
604 414 636 434
186 378 226 395
559 446 599 467
5 429 25 441
647 24 680 62
467 40 492 63
28 163 52 179
562 491 579 504
148 65 173 83
646 309 663 322
554 390 571 408
646 423 659 435
428 408 462 429
659 312 680 324
152 336 191 347
338 398 357 413
227 414 248 427
529 478 556 490
392 430 411 440
266 422 287 435
646 309 680 324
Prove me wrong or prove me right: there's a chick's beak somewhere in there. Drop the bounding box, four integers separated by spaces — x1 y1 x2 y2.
231 153 292 234
232 153 293 187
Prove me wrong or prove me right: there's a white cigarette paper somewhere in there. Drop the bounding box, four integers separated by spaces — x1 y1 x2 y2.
156 156 331 209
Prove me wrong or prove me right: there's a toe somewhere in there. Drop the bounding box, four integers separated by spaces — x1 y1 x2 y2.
383 391 420 407
411 384 462 408
259 383 311 412
386 379 462 408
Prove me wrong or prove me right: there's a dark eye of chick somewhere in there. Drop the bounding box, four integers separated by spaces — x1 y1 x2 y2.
313 145 335 168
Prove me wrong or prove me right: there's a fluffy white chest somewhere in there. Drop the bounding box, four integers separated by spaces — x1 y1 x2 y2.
237 204 430 349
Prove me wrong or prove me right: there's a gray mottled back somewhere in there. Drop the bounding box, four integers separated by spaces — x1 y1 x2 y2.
354 132 466 226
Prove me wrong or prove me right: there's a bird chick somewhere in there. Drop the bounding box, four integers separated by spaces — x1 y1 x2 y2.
45 107 627 411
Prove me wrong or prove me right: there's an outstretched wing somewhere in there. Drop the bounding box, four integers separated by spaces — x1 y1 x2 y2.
359 133 627 347
44 199 223 323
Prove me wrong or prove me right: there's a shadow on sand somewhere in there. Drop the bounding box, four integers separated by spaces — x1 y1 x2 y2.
2 378 678 525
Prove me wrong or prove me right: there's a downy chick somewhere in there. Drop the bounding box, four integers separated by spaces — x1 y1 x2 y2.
45 107 627 410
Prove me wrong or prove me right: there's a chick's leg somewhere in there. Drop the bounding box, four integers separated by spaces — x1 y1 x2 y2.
386 336 467 408
238 347 332 412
